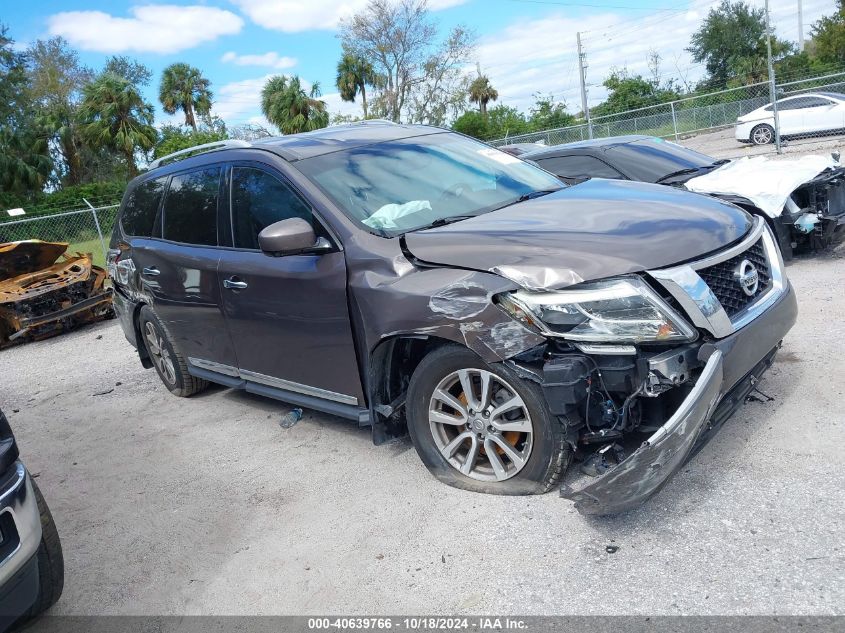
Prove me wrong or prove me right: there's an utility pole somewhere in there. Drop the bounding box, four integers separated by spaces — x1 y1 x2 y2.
765 0 782 154
576 32 593 139
798 0 805 51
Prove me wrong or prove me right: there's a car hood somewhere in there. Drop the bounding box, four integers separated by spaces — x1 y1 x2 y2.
0 240 69 282
403 179 752 291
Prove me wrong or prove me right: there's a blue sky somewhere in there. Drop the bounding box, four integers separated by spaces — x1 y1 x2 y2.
5 0 837 131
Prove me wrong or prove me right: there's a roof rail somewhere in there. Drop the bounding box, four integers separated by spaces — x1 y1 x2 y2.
148 139 252 170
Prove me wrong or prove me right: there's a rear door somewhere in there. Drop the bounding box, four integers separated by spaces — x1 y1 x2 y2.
133 165 238 370
798 96 844 133
217 163 364 405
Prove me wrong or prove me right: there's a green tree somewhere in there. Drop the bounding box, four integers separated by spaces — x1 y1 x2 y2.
688 0 793 88
336 52 375 118
79 72 156 177
452 110 489 139
0 25 51 199
159 63 212 131
154 118 228 159
810 0 845 64
528 93 575 130
592 69 681 116
104 55 152 87
261 75 329 135
27 37 93 186
469 75 498 116
485 104 530 140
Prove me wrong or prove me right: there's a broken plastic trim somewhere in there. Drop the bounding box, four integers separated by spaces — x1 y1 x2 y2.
561 350 724 516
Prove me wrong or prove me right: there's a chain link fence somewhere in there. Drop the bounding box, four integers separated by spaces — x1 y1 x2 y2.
489 71 845 156
0 203 119 268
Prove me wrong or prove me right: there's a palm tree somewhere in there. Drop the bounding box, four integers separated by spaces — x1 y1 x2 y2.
261 75 329 135
469 75 499 117
79 72 156 177
159 63 212 131
336 53 375 118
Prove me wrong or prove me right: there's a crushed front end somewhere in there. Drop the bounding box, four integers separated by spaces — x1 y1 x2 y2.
784 166 845 252
0 241 114 348
498 217 797 514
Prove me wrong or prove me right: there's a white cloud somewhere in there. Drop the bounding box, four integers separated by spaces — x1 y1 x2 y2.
476 0 837 115
214 74 276 125
229 0 467 33
47 5 243 54
221 51 298 69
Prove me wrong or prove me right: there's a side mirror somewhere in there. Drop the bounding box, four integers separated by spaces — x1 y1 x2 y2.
258 218 329 256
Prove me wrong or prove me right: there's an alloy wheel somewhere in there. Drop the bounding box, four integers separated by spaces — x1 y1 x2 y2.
144 321 177 385
428 368 534 482
752 125 773 145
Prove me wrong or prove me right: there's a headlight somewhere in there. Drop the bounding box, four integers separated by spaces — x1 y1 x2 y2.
499 277 696 344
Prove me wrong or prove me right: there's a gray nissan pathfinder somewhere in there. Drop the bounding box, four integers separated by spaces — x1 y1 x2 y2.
108 122 797 515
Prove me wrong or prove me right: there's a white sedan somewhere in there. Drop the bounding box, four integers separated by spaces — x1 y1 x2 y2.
735 91 845 145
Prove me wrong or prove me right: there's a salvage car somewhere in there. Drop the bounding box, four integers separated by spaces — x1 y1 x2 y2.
735 92 845 145
523 135 845 257
109 123 797 514
0 241 114 348
0 408 64 631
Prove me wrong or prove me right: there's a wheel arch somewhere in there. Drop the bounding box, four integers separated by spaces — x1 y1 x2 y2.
132 301 154 369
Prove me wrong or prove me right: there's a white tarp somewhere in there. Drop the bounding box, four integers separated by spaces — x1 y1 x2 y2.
684 155 838 219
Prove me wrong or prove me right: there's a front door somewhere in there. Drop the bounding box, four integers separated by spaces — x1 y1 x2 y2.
217 164 365 406
139 164 237 370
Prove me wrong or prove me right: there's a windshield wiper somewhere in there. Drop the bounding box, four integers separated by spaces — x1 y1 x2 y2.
654 167 703 183
410 214 478 232
655 160 730 184
492 188 561 211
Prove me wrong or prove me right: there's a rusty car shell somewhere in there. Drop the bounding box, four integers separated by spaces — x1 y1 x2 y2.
0 240 113 348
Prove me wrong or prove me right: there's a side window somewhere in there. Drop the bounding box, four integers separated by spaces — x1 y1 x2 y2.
120 177 166 237
162 167 221 246
800 97 832 108
536 155 623 180
231 167 314 250
776 99 801 111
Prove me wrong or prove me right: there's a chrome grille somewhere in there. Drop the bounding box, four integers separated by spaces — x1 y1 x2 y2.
697 238 771 318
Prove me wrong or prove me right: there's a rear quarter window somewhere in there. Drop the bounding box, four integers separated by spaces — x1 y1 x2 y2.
120 177 166 237
161 167 221 246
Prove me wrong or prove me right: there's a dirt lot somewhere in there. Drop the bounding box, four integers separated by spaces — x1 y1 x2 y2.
682 126 845 161
3 247 844 617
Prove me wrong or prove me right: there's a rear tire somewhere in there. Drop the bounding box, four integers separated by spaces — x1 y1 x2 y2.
750 123 774 145
138 306 208 397
406 346 571 495
26 480 64 618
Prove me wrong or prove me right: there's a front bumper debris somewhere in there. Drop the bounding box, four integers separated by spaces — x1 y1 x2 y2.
0 241 113 348
561 281 798 515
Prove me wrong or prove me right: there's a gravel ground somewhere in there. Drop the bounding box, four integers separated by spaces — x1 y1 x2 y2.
682 126 845 161
3 247 844 618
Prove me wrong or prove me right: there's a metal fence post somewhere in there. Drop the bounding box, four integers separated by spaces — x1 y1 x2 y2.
83 198 109 263
670 101 679 140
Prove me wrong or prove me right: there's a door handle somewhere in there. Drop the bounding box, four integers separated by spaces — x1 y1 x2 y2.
142 266 160 276
223 277 248 290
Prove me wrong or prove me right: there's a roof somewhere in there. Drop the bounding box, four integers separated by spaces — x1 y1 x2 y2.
522 134 654 158
252 121 446 161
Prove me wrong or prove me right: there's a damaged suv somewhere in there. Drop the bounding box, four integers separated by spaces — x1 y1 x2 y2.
109 123 797 514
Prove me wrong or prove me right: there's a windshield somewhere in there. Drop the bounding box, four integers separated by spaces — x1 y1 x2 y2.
295 133 563 235
604 138 718 183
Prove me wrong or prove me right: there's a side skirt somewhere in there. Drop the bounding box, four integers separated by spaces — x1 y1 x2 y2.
187 365 371 426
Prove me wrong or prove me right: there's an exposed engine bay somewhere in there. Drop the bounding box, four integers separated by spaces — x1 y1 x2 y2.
0 240 114 348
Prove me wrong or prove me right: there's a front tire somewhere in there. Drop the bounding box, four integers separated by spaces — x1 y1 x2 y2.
750 123 774 145
406 346 571 495
25 480 64 618
138 306 208 397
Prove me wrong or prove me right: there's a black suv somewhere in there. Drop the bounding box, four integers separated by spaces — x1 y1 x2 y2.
109 123 797 514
